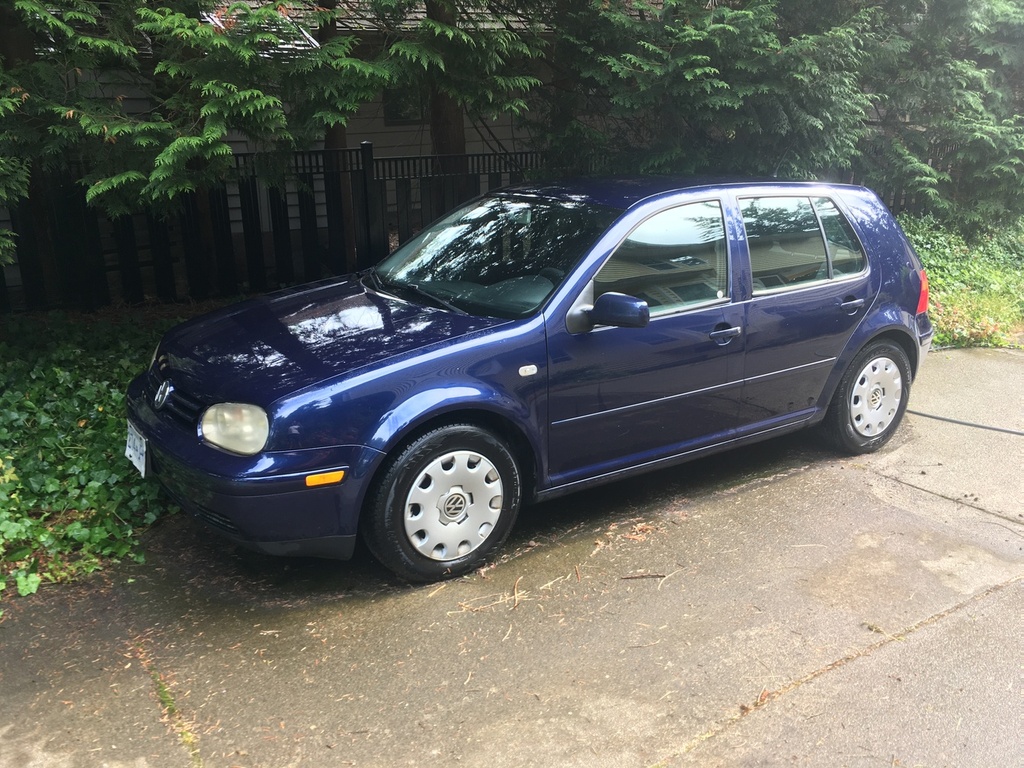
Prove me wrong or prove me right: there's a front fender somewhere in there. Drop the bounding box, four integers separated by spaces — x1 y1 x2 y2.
368 386 534 452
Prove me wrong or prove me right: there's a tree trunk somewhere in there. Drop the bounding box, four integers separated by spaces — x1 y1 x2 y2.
319 1 358 269
428 85 467 157
0 4 36 66
1 7 61 307
425 0 467 158
424 1 469 202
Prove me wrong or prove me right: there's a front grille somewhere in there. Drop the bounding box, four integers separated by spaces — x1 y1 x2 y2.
147 366 205 425
165 388 203 423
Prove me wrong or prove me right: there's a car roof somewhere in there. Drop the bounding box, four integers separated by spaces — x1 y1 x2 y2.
497 177 861 211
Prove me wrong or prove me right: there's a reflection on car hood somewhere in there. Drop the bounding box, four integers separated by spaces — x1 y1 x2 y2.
158 277 507 406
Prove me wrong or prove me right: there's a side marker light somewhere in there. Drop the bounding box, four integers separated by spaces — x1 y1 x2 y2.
305 470 346 487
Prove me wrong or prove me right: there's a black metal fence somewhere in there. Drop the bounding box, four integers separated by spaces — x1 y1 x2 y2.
0 144 933 315
0 142 545 313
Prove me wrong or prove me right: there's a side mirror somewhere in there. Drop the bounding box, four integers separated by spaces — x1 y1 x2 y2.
587 292 650 329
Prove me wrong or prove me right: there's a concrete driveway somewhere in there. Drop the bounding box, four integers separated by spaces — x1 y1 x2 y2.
1 348 1021 768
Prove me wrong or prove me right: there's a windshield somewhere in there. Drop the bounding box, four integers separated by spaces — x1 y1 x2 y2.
373 195 620 318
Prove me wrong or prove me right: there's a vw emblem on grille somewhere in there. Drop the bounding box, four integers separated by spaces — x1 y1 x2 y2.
153 380 174 410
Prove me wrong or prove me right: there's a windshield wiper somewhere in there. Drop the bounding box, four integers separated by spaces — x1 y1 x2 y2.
361 268 385 292
368 271 467 315
401 282 468 314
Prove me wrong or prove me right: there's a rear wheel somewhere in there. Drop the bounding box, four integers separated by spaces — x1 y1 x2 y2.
824 340 912 454
362 424 521 582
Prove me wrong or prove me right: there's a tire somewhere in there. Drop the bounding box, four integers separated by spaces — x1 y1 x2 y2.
823 340 912 455
362 424 522 582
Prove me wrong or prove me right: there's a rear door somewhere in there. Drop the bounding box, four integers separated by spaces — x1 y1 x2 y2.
735 194 878 428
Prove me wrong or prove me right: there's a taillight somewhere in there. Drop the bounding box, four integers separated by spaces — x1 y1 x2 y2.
916 269 929 315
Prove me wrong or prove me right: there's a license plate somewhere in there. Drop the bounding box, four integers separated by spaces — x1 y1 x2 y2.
125 421 147 478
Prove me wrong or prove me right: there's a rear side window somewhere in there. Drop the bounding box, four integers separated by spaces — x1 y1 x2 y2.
741 196 866 292
814 197 867 276
595 200 728 315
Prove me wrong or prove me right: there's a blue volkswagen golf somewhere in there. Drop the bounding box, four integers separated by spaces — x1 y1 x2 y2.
125 179 933 581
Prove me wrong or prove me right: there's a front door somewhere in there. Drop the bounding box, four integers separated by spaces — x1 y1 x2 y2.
545 199 746 487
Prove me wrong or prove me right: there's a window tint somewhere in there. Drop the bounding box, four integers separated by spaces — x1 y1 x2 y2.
814 197 866 276
375 196 619 318
741 195 867 293
595 200 728 315
742 197 827 290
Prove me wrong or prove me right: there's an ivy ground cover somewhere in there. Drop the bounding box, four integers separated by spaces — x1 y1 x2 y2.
0 310 182 604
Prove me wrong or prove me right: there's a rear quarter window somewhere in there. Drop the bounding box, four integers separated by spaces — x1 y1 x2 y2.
741 196 866 292
813 197 867 276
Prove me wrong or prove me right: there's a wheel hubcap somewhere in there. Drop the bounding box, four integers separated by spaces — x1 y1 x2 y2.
438 487 469 523
849 356 903 438
403 451 503 562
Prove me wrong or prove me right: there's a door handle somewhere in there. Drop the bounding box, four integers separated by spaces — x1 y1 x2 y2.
840 298 865 314
709 326 742 344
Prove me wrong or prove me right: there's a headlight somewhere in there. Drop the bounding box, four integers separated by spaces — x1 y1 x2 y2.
200 403 269 455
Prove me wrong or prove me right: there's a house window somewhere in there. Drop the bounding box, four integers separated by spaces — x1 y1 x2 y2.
383 85 427 126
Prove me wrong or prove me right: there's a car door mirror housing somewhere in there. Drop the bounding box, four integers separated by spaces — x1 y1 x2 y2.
586 292 650 329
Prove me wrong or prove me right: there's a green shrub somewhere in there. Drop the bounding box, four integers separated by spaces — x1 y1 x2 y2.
900 215 1024 347
0 311 180 605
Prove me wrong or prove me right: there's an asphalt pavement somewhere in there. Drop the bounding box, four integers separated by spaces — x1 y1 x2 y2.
1 347 1021 768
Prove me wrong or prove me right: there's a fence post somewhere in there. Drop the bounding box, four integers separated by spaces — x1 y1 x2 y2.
209 185 237 296
298 171 321 281
395 178 413 243
8 201 47 310
359 141 387 268
113 215 145 304
323 149 351 275
178 191 210 301
0 256 8 314
146 213 177 302
50 174 108 311
268 186 294 285
237 174 267 293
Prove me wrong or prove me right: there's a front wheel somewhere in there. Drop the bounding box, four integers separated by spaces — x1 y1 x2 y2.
823 340 912 454
362 424 522 582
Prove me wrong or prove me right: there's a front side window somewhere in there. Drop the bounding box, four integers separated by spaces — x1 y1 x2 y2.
595 200 728 315
741 196 866 292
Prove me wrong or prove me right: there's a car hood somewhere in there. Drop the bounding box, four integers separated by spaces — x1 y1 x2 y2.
157 276 508 406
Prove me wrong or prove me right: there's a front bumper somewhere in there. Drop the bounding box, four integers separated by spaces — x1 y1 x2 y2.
127 374 384 560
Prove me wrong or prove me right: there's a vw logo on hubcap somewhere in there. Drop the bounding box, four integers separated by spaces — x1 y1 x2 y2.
869 387 883 409
153 380 174 410
443 493 467 517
